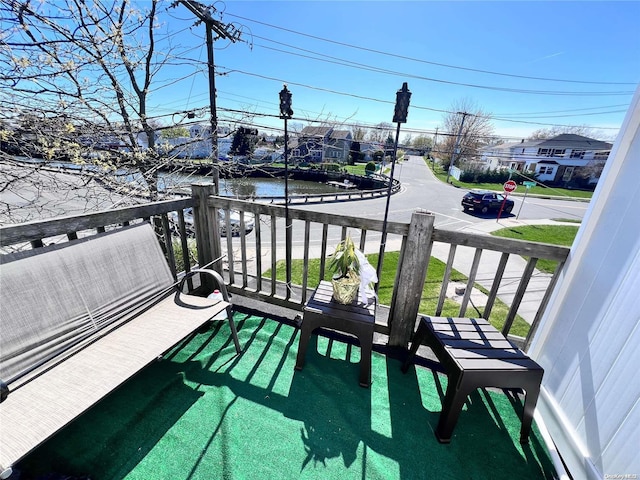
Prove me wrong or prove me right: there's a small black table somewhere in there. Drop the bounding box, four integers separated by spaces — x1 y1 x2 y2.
295 281 376 387
402 316 544 444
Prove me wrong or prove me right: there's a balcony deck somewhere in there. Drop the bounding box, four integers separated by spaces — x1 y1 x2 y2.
0 187 571 479
14 310 556 480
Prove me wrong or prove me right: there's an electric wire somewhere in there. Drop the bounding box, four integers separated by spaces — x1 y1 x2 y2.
250 39 634 97
226 12 637 86
217 66 624 130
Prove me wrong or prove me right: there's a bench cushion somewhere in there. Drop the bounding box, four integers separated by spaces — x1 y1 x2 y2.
0 290 228 470
1 224 174 384
0 223 230 470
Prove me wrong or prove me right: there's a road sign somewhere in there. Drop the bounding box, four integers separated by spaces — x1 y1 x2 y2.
503 180 517 193
523 181 536 189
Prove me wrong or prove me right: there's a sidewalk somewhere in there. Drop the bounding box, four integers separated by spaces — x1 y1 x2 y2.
430 218 576 326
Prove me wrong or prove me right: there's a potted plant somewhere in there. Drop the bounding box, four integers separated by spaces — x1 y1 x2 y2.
328 236 361 304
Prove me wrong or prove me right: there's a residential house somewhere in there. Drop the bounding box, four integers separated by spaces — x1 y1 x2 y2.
358 141 384 162
480 134 612 187
293 126 352 163
160 124 232 159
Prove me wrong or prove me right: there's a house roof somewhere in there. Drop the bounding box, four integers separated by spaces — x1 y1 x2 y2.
480 142 524 152
300 126 332 137
330 130 351 140
520 134 612 150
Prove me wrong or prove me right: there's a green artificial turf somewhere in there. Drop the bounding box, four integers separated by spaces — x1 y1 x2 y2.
16 313 556 480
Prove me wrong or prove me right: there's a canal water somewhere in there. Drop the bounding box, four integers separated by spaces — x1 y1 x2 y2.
158 171 342 198
14 157 346 198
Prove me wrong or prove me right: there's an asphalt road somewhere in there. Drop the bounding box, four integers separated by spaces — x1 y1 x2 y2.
1 158 587 260
294 155 588 231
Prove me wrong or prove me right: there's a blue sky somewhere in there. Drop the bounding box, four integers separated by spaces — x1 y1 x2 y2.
152 1 639 141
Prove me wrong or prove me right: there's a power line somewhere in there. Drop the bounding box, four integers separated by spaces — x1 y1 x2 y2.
250 39 634 97
227 12 637 87
219 66 623 130
492 103 631 117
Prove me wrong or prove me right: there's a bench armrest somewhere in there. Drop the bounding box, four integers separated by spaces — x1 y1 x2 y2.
177 269 231 303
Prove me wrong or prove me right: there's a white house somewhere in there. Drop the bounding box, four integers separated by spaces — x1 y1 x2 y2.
528 87 639 479
480 134 612 186
158 124 232 159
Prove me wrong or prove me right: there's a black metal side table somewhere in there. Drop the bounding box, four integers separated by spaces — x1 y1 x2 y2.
295 281 376 387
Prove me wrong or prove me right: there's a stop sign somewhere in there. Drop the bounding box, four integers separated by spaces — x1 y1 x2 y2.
503 180 517 193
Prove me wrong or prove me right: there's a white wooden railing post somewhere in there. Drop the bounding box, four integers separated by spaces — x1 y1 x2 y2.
388 210 435 348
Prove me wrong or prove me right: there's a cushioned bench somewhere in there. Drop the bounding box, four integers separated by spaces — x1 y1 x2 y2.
401 316 543 444
0 223 240 478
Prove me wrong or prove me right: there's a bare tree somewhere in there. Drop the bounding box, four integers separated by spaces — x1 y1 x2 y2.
0 0 187 206
527 125 610 141
411 134 433 154
351 124 368 142
367 122 393 143
440 98 495 169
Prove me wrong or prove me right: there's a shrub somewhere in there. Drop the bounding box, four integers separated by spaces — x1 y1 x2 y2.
172 237 198 273
365 161 376 174
459 167 512 184
323 162 341 172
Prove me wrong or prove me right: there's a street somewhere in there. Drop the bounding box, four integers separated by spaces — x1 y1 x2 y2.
294 155 588 229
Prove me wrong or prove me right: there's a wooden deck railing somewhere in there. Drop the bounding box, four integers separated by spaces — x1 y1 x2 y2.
0 183 570 351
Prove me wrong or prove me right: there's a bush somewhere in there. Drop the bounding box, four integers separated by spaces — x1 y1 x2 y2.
365 161 376 174
460 167 512 184
323 162 341 172
172 237 198 273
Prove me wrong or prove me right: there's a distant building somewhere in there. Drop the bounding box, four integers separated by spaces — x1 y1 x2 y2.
479 134 612 186
293 127 353 162
158 124 232 159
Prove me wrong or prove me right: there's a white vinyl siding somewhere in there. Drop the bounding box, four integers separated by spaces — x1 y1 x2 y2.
529 88 640 480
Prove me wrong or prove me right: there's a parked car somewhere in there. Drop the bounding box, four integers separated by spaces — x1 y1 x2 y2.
169 208 255 237
461 190 514 214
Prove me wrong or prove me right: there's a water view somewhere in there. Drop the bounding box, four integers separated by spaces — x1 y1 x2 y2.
159 171 346 198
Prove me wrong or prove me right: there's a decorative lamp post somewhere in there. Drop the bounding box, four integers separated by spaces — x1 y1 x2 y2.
376 82 411 287
279 85 294 298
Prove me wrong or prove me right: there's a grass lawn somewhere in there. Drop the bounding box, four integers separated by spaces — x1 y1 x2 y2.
426 161 594 199
265 251 531 338
344 164 367 175
491 224 579 273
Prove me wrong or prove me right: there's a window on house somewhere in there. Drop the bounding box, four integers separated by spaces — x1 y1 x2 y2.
594 151 610 160
538 166 554 175
570 150 586 159
538 148 565 157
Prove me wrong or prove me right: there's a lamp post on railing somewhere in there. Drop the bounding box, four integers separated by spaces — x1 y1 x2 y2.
376 82 411 288
279 85 294 298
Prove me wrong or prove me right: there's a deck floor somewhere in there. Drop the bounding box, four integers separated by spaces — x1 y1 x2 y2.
15 311 556 480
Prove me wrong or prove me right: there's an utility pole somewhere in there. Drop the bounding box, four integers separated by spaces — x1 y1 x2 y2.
445 112 468 184
432 126 438 169
177 1 241 195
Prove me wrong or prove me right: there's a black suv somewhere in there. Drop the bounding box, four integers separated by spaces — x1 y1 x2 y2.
461 190 514 214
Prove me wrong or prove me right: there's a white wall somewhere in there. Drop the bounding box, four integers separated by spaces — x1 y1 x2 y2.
529 86 640 480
